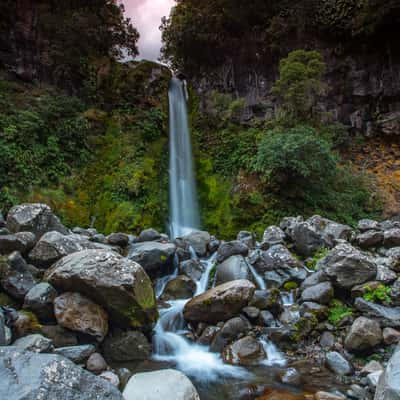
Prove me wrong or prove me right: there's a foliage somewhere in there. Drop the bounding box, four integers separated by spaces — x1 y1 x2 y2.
328 300 353 325
363 284 392 305
305 248 329 270
272 50 326 120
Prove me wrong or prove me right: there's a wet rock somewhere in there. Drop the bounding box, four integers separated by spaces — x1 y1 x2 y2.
325 351 354 375
102 330 151 362
358 219 380 232
53 344 96 363
222 336 265 366
100 371 120 387
0 347 124 400
107 232 129 247
54 292 109 342
249 288 283 316
319 243 377 289
279 307 301 326
117 368 132 390
137 228 161 243
23 282 57 322
40 325 78 348
6 203 68 238
215 255 251 285
128 241 176 278
356 231 384 248
301 281 334 305
345 316 382 352
180 230 211 257
368 371 383 389
183 279 255 324
86 352 107 374
261 226 286 249
216 240 249 263
123 369 200 400
374 345 400 400
210 316 251 352
384 229 400 248
383 328 400 345
258 310 276 327
13 333 53 353
46 249 157 329
0 232 36 255
198 325 220 345
161 275 196 300
279 368 302 385
237 231 255 248
208 237 220 253
354 298 400 327
179 259 204 281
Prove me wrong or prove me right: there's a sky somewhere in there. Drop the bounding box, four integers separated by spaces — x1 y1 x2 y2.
123 0 175 61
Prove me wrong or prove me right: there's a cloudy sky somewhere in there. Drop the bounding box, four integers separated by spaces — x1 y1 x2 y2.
123 0 175 61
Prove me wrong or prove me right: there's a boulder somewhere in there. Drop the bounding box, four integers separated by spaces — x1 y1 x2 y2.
40 325 78 348
319 243 377 289
107 232 129 247
53 344 96 363
355 298 400 327
358 219 380 232
237 231 255 248
0 347 124 400
13 334 53 353
197 325 220 345
137 228 161 243
300 270 329 290
161 275 196 300
128 241 176 278
86 352 107 375
374 345 400 400
384 229 400 248
222 336 266 366
183 279 255 323
179 259 204 281
179 230 211 257
215 255 251 285
356 231 384 249
376 265 397 284
46 250 157 329
54 292 109 342
0 232 36 255
216 240 249 263
249 289 283 316
345 317 382 352
6 203 68 238
102 330 151 362
261 226 286 248
325 351 354 375
301 282 334 305
23 282 57 322
383 328 400 345
123 369 200 400
300 302 328 321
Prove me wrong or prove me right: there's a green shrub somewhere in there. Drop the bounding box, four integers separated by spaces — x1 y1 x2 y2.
363 284 392 305
328 300 353 325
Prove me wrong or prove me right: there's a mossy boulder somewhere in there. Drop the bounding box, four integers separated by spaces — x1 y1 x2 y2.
45 250 157 329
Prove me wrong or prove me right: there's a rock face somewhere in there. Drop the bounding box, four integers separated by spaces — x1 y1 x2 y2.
319 243 377 289
374 345 400 400
222 336 266 365
123 369 200 400
46 250 157 329
0 347 124 400
54 292 109 342
6 203 68 238
128 241 176 278
183 279 255 323
345 317 382 352
215 255 251 285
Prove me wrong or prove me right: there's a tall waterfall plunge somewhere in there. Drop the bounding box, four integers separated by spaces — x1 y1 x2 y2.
168 77 200 238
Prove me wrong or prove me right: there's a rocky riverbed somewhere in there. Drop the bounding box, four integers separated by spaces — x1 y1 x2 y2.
0 203 400 400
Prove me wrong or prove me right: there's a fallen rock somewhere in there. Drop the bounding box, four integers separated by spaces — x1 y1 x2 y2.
216 241 249 263
356 231 384 249
183 279 255 323
325 351 354 375
13 334 53 353
161 275 196 300
215 255 251 285
53 344 96 363
237 231 255 248
54 292 109 342
123 369 200 400
179 259 204 281
222 336 266 365
345 316 382 352
137 228 161 243
358 219 380 232
376 265 397 283
0 232 36 255
261 226 286 248
301 281 334 305
107 232 129 247
6 203 68 238
0 347 124 400
384 229 400 248
46 249 157 329
40 325 78 348
86 352 108 374
179 230 211 257
355 298 400 327
23 282 57 322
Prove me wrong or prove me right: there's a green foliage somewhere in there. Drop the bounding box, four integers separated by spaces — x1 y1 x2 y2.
328 300 353 325
272 50 326 120
363 284 392 304
283 281 298 291
305 248 329 270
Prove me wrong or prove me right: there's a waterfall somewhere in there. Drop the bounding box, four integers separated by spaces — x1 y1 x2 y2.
168 77 200 238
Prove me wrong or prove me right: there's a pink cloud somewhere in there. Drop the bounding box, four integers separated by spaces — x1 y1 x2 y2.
122 0 175 61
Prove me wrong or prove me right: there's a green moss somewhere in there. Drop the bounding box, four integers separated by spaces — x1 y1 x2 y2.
283 281 298 291
363 284 392 305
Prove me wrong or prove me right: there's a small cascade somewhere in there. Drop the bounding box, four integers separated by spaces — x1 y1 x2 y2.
247 261 266 290
260 336 287 367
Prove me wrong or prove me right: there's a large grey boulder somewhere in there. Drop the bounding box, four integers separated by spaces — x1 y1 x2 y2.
46 250 157 329
102 329 151 362
325 351 354 375
374 345 400 400
0 232 36 255
23 282 57 322
179 230 211 257
128 241 176 278
215 255 251 285
301 282 334 305
319 243 377 289
355 298 400 328
0 347 124 400
123 369 200 400
345 317 382 352
6 203 68 238
183 279 255 323
216 240 249 263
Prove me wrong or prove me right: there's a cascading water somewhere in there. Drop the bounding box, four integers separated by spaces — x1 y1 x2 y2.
168 77 200 238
